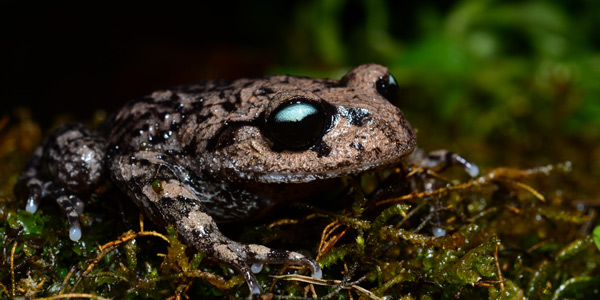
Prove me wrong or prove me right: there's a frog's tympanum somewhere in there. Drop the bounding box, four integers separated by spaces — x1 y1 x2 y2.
17 64 423 295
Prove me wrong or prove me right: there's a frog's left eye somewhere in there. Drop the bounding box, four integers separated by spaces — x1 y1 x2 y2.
265 100 328 150
376 73 399 101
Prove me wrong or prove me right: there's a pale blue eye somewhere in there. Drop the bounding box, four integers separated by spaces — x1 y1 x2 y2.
388 74 397 86
265 100 328 150
273 103 319 123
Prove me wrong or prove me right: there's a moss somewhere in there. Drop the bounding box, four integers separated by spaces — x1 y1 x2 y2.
2 1 600 297
1 102 599 300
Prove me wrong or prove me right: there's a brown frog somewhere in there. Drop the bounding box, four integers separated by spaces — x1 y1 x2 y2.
17 64 476 295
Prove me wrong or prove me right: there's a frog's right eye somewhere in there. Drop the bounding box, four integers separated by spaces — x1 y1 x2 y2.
265 99 328 150
376 73 399 102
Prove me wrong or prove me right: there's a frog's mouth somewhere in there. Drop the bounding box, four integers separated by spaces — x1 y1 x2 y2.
250 147 415 184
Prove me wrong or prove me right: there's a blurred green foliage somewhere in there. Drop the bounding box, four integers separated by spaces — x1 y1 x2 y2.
279 0 599 177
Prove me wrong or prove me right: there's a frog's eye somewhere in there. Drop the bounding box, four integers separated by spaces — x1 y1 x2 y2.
265 100 327 150
376 73 399 101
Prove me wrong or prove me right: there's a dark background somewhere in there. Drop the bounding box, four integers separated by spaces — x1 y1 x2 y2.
3 1 430 120
3 0 599 174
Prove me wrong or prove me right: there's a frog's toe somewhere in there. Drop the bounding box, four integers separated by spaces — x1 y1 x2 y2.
243 244 322 279
250 263 263 273
240 264 262 295
55 194 83 241
24 180 43 213
44 183 84 241
211 242 320 294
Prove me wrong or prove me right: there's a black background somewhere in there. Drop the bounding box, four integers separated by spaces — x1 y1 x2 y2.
2 1 429 125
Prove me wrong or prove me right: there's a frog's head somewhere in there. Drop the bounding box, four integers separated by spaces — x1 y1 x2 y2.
202 64 416 183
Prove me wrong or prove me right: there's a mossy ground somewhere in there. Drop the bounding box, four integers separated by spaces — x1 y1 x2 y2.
0 109 599 299
2 1 600 299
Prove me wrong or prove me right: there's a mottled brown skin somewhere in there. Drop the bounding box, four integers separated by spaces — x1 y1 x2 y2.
16 64 417 295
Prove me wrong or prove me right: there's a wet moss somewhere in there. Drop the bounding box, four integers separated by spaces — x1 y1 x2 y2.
1 105 600 299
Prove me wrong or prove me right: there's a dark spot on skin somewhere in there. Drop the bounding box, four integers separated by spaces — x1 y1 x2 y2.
170 122 182 131
182 136 197 156
196 114 210 124
205 125 239 152
254 87 273 95
107 145 120 156
267 250 287 261
191 228 202 237
335 161 351 168
317 80 339 89
165 149 181 156
221 101 235 112
342 107 370 126
176 196 194 214
159 196 175 205
350 142 364 152
245 247 258 260
205 118 259 152
192 99 204 111
427 151 454 166
150 130 170 144
174 102 185 112
310 141 331 158
139 141 152 151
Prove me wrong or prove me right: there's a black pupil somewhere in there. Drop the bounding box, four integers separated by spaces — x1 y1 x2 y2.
266 100 326 150
376 74 399 101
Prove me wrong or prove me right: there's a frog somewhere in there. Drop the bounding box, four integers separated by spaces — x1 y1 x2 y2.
15 64 477 295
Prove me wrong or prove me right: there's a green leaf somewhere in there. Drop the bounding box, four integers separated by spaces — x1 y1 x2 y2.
551 276 600 300
594 226 600 251
8 210 45 235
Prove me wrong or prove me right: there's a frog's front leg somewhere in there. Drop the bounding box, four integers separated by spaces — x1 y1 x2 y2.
110 151 321 295
408 148 479 177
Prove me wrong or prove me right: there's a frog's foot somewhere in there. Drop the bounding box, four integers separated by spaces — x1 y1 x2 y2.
19 176 84 241
210 241 322 295
410 149 479 177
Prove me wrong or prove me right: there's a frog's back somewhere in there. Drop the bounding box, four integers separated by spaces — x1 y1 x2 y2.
103 79 235 155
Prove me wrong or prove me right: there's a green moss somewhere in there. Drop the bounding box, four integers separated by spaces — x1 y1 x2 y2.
2 1 600 298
